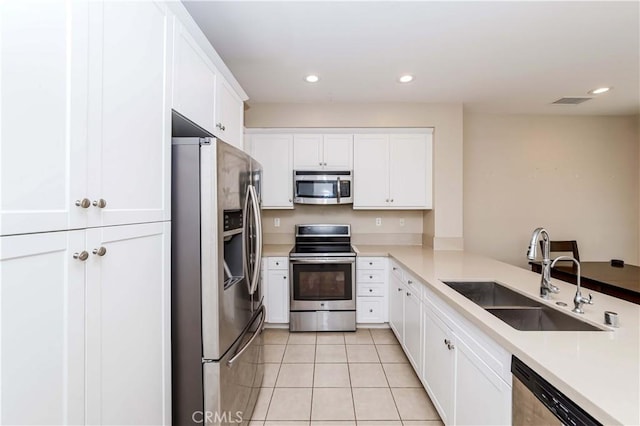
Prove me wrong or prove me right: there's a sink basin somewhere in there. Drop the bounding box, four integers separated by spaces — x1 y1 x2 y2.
486 307 604 331
442 281 605 332
442 281 541 308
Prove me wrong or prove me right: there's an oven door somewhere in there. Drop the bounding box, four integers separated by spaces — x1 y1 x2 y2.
290 257 356 310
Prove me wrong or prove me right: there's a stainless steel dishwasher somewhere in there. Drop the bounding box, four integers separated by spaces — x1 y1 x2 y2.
511 356 602 426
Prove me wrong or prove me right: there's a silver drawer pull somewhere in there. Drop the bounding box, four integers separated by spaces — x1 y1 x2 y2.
397 288 403 292
369 289 373 292
406 292 411 296
75 198 90 208
92 247 107 256
73 251 89 261
407 280 413 284
369 309 373 313
92 198 107 208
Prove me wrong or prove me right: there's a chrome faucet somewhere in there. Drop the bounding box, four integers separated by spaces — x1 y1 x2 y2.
551 256 593 314
526 227 560 299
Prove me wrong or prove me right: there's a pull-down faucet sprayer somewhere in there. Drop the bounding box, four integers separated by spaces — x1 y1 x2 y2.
527 228 560 299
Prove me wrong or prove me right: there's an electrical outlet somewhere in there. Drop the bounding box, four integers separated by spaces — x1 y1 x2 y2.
399 218 405 227
274 218 280 227
375 218 382 227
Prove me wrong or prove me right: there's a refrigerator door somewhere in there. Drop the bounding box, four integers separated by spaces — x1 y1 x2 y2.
203 306 265 425
202 140 254 360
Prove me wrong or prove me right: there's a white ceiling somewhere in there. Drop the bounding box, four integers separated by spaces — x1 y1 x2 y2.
184 1 640 115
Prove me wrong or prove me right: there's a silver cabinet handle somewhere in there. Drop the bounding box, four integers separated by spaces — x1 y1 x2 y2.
397 288 403 292
369 309 373 313
444 339 450 345
407 280 413 284
92 247 107 256
216 123 226 131
385 199 389 202
392 267 397 271
289 198 292 203
369 288 373 292
369 275 373 279
390 199 394 202
406 292 411 296
73 251 89 261
448 343 455 350
92 198 107 208
319 162 322 165
369 262 373 265
75 198 91 208
275 261 279 266
283 276 286 280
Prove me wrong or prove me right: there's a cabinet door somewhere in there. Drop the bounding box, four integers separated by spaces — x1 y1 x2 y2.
454 336 511 426
215 77 244 149
389 134 431 208
0 1 89 236
0 231 85 425
353 134 389 208
88 1 171 227
422 308 455 425
323 134 353 170
86 222 170 425
293 134 323 170
404 288 422 374
172 21 217 133
249 134 294 208
389 274 405 341
266 269 290 323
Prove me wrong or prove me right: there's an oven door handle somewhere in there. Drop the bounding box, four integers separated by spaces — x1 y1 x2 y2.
290 258 355 264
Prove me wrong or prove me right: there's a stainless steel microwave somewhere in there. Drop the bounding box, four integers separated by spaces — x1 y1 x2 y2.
293 171 353 205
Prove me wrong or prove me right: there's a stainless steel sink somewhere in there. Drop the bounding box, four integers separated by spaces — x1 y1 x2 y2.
486 307 603 331
442 281 605 332
442 281 541 308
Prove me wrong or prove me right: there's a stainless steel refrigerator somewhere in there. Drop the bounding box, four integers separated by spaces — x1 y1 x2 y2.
171 136 264 425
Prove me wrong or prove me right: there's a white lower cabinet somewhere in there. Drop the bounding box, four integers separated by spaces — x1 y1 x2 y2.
85 222 171 425
263 257 289 323
422 295 512 426
388 259 512 426
0 231 86 425
403 287 422 373
356 257 388 324
0 222 171 426
422 305 455 425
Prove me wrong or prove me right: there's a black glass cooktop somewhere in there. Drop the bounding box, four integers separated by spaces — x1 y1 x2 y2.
290 244 355 256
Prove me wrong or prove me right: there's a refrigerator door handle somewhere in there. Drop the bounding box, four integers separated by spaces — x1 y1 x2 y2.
227 305 265 367
242 186 252 295
248 185 262 296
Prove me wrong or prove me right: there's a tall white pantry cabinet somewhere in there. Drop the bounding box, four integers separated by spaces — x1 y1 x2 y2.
0 1 245 425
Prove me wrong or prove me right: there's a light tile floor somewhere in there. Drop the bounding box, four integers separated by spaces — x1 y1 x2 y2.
251 328 444 426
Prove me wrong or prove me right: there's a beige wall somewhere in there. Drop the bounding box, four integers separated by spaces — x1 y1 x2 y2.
245 102 464 248
261 206 424 245
464 112 639 268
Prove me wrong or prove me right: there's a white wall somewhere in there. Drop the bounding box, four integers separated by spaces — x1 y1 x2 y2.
464 112 639 268
245 102 464 248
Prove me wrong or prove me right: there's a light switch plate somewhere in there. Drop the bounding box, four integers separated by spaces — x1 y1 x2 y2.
274 218 280 227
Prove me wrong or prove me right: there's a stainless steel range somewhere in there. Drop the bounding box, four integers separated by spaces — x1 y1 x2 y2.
289 224 357 332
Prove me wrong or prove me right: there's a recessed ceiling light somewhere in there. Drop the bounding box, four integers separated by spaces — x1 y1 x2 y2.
398 74 414 83
588 87 611 95
305 74 319 83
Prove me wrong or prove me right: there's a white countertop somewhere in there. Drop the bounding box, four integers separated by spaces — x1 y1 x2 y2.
262 244 293 257
353 244 640 425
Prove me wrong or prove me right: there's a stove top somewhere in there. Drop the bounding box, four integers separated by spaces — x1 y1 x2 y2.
289 224 355 258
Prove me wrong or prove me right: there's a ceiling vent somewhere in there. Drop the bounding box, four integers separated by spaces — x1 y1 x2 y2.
552 97 592 105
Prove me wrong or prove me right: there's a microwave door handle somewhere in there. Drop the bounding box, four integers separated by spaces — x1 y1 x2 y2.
242 187 252 294
249 185 262 296
336 177 341 204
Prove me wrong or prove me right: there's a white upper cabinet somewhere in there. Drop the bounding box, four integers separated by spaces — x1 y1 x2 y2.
354 133 432 209
247 134 294 209
0 231 86 425
293 134 353 170
0 1 89 236
88 1 171 227
172 20 217 134
215 77 244 149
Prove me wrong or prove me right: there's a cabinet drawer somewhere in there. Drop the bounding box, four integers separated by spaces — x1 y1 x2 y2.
267 257 288 270
357 257 387 270
357 283 385 297
356 297 385 323
357 270 386 283
389 260 403 281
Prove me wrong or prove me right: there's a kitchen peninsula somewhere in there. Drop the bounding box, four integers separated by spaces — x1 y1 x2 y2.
263 244 640 425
